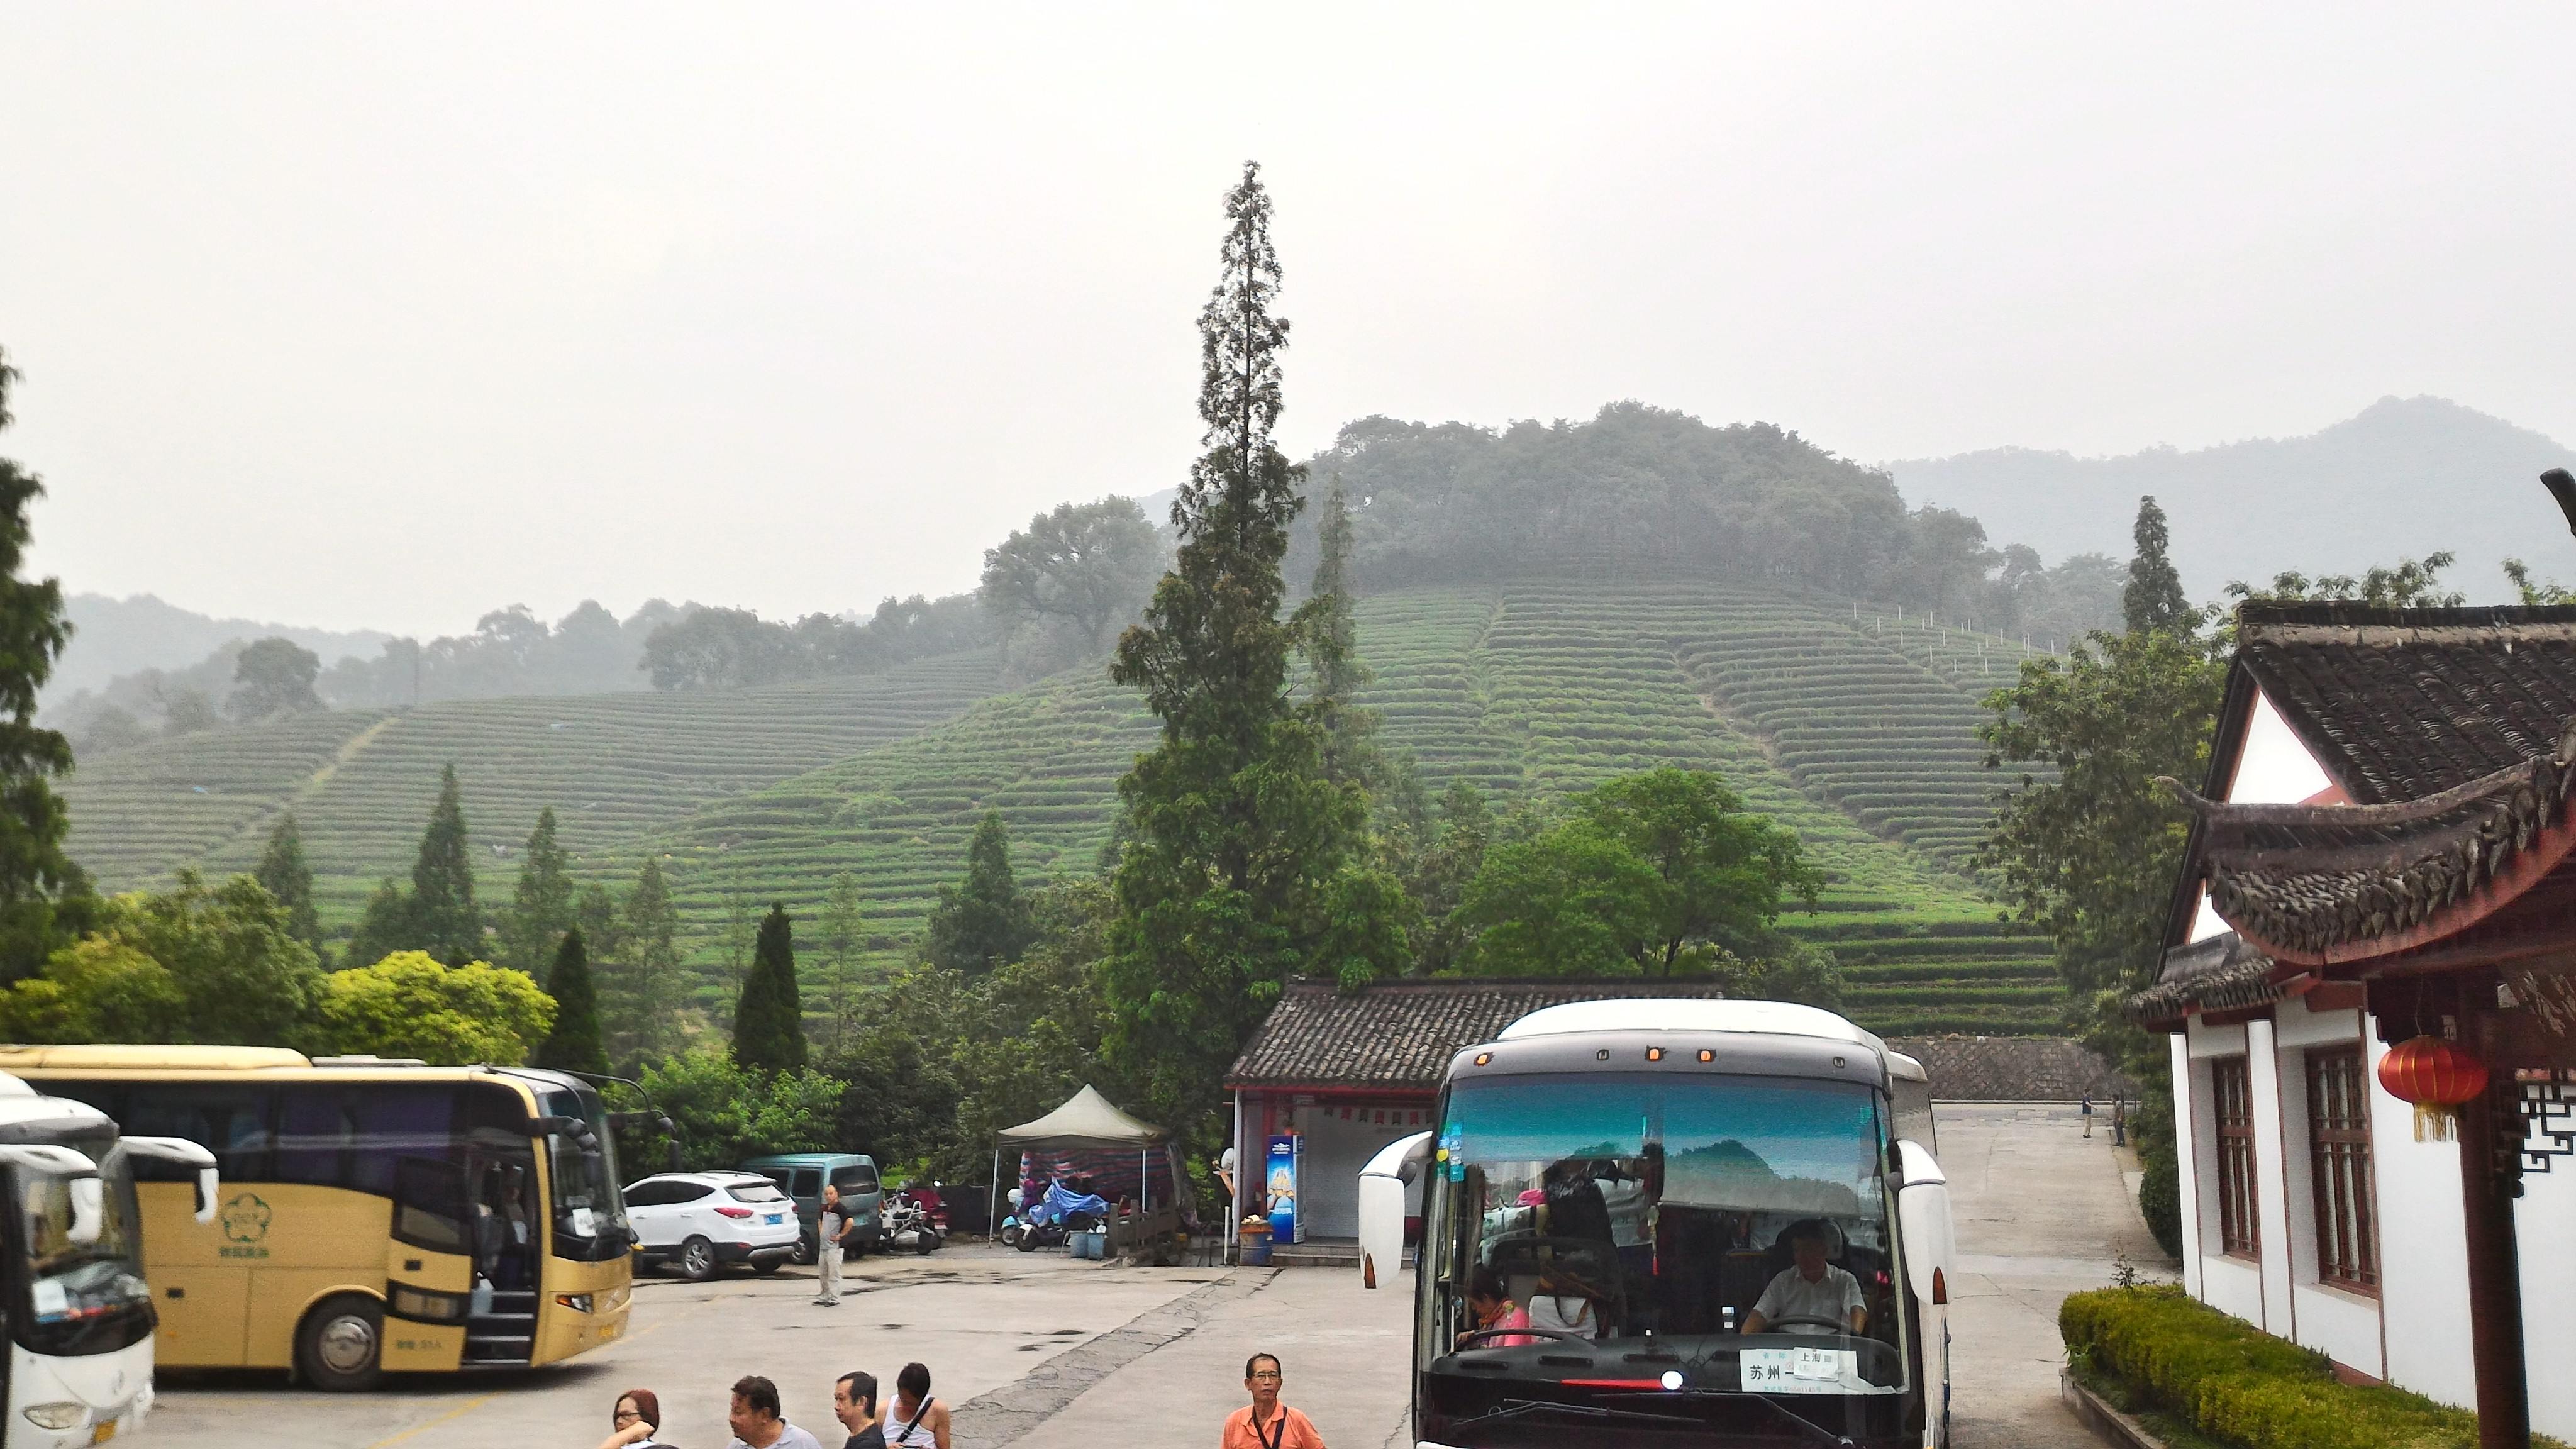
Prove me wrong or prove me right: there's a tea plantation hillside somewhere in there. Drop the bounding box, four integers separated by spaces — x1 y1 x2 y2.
645 572 2067 1036
58 650 1009 918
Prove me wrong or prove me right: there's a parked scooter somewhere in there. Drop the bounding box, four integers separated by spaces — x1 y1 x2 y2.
1005 1180 1109 1253
882 1189 943 1254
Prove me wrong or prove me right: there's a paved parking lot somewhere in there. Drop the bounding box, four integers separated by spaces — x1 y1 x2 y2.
154 1101 2155 1449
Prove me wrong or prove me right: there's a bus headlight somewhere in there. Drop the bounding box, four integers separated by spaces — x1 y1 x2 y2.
555 1293 594 1313
21 1402 86 1430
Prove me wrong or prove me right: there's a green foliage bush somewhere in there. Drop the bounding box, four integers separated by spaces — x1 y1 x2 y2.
2061 1285 2555 1449
630 1049 841 1170
316 951 555 1066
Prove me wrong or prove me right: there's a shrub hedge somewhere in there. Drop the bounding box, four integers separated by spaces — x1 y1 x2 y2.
2060 1285 2564 1449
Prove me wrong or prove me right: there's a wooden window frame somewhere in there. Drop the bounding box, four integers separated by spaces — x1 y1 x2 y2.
2305 1045 2378 1293
2212 1056 2260 1258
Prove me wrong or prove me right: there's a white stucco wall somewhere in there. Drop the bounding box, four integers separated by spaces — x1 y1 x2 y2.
2185 1018 2266 1325
2516 1141 2576 1439
2366 1025 2475 1411
2273 1002 2382 1378
2171 1032 2203 1300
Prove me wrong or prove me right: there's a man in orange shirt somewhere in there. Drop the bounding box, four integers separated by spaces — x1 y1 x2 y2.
1221 1353 1325 1449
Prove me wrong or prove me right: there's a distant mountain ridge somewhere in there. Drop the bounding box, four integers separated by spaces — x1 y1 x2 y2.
1888 397 2576 603
50 594 390 701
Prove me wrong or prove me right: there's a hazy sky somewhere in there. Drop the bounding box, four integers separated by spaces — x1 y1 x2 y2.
4 5 2572 636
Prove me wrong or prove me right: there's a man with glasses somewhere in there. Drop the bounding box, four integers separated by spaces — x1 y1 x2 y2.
1221 1354 1325 1449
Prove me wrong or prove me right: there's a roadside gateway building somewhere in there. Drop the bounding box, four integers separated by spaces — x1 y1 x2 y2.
2137 601 2576 1446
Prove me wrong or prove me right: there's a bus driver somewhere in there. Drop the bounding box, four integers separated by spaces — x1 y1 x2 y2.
1739 1220 1866 1336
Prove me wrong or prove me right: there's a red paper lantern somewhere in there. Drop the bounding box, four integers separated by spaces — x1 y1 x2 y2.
2377 1035 2490 1141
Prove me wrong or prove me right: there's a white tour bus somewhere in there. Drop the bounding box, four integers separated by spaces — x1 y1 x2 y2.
1360 999 1955 1449
0 1070 216 1447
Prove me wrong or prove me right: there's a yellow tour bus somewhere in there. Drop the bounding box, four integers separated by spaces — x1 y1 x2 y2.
0 1045 634 1390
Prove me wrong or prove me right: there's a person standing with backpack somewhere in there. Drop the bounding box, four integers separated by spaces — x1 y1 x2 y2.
814 1185 848 1306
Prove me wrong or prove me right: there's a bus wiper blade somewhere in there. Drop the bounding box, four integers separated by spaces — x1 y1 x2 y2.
1591 1392 1857 1449
1448 1398 1699 1432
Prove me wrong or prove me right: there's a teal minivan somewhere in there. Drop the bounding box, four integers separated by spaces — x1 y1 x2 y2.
741 1152 884 1261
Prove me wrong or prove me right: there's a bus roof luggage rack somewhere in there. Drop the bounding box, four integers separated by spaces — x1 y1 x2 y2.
309 1055 430 1068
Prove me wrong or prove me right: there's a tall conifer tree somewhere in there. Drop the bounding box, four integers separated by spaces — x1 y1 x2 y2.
535 928 609 1077
499 807 572 975
255 812 321 952
0 350 83 980
732 903 806 1072
1102 164 1368 1135
924 811 1033 975
1299 476 1380 789
410 765 479 963
604 857 682 1061
818 871 863 1052
2122 496 2191 635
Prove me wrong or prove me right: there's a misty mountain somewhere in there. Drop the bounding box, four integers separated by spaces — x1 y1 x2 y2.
1887 396 2576 604
50 593 389 702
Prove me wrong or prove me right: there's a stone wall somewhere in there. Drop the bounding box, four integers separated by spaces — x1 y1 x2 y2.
1884 1035 2138 1102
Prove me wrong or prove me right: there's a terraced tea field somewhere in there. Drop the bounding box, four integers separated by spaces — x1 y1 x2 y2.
60 651 1011 919
640 572 2066 1035
58 575 2070 1036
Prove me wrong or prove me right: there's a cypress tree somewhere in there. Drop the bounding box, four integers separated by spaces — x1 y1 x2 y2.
733 903 806 1072
410 765 479 963
255 811 321 952
1102 163 1369 1133
2122 496 2191 635
535 928 609 1077
0 350 83 981
604 858 681 1062
1297 475 1380 790
343 878 410 968
924 811 1033 974
499 807 573 975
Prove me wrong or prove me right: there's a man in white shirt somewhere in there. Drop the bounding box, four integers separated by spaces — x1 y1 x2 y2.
1740 1221 1866 1336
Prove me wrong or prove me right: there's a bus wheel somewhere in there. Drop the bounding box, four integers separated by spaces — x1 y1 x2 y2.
297 1294 384 1392
679 1236 719 1282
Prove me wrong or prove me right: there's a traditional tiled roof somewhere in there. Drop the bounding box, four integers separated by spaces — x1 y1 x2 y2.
1226 978 1731 1092
2129 931 2281 1026
2174 719 2576 957
2236 602 2576 804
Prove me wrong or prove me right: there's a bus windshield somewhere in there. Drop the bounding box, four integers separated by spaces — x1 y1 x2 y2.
1429 1072 1906 1395
11 1146 154 1357
541 1087 628 1260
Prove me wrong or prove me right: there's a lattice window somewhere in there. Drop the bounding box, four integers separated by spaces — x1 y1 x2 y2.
2306 1047 2376 1291
2213 1057 2260 1258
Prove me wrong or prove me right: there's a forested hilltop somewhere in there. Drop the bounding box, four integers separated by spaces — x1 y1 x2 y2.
1285 404 2122 646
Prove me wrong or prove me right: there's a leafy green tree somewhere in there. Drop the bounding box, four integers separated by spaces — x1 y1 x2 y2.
1577 768 1821 970
158 686 221 738
2504 557 2576 605
1453 770 1818 978
1400 780 1492 975
410 765 479 963
1453 824 1661 976
733 904 806 1072
818 871 863 1051
925 811 1035 975
318 951 555 1065
0 350 85 981
229 637 323 720
2121 497 2192 635
980 496 1167 677
253 812 321 952
498 808 574 976
604 858 684 1063
0 872 325 1045
1101 163 1370 1139
628 1049 840 1170
535 928 609 1076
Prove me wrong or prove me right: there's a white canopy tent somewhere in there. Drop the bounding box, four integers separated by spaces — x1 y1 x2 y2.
990 1085 1170 1240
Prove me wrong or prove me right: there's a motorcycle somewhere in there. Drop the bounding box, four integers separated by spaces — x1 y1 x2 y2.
1005 1180 1109 1253
881 1189 943 1255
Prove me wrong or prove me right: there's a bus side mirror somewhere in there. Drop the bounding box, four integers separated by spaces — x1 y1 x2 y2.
195 1167 219 1224
113 1137 220 1223
66 1177 103 1246
524 1116 602 1153
1358 1132 1431 1291
1895 1140 1954 1309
